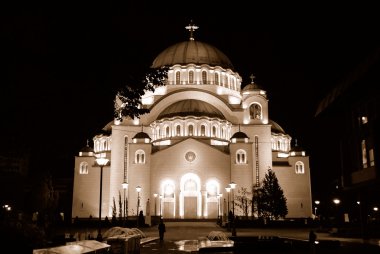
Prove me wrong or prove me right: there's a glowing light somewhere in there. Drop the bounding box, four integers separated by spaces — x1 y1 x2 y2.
243 118 250 124
333 198 340 205
277 152 289 158
263 119 268 124
96 158 109 166
374 207 378 211
133 118 140 125
314 200 320 205
357 201 361 205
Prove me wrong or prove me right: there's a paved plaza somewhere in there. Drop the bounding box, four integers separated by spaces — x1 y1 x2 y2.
138 222 380 253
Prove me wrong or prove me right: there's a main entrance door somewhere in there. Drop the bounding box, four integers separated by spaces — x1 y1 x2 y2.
180 173 201 218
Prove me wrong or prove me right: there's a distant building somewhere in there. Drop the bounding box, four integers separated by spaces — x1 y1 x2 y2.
315 47 380 224
72 23 312 220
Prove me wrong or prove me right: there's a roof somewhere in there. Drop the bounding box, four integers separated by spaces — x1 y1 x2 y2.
151 40 234 70
157 99 225 120
133 132 151 140
231 131 249 139
269 120 286 134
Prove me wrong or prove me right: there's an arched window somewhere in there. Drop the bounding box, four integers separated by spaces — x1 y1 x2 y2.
221 127 225 139
175 71 180 85
212 126 217 137
201 125 206 136
176 125 181 136
188 124 194 136
165 126 170 137
215 73 219 85
189 71 194 84
135 150 145 164
202 71 207 84
184 179 197 192
224 75 228 87
164 183 175 198
295 161 304 174
79 162 88 174
156 126 160 139
206 182 217 198
250 103 262 120
236 149 247 164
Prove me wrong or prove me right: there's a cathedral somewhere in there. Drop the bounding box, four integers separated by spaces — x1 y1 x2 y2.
72 23 312 221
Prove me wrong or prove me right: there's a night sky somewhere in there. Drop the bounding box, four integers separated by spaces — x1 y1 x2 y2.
1 4 379 195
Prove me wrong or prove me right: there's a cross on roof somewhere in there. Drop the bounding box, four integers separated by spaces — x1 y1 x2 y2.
185 20 199 41
250 74 256 84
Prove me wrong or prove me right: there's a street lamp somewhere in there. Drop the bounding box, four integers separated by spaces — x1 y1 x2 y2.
136 186 142 214
95 157 109 241
153 194 158 217
217 193 223 221
314 200 320 217
122 181 128 225
159 195 163 218
333 198 340 225
225 187 231 214
230 182 237 217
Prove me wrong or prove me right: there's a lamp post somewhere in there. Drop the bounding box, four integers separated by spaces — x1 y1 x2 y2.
136 186 142 226
333 198 340 225
217 193 222 221
225 187 231 214
159 195 163 218
95 157 109 241
314 200 320 218
153 194 158 217
230 182 237 217
122 181 128 225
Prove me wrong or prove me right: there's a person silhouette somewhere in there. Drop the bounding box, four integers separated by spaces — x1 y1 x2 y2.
158 218 166 241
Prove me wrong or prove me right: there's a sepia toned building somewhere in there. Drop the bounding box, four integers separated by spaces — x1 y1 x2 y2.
72 24 312 221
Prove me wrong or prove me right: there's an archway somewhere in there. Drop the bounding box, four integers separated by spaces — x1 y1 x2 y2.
180 173 201 218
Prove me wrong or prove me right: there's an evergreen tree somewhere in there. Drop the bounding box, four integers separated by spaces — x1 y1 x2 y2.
260 168 288 219
118 191 122 220
112 197 117 218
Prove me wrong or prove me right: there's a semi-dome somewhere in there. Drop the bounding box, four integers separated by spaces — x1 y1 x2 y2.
269 120 286 134
231 131 249 139
157 99 225 120
133 132 151 140
151 40 234 70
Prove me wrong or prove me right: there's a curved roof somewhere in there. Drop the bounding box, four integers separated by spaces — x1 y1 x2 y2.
242 82 263 92
151 40 234 70
157 99 225 120
80 145 94 153
231 131 249 139
133 132 151 140
269 120 286 134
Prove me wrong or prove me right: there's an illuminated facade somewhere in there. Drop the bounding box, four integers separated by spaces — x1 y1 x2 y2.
72 24 312 220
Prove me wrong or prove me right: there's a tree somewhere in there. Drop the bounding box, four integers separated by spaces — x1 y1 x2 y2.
118 191 122 220
114 66 168 121
112 197 117 218
259 168 288 220
234 187 252 218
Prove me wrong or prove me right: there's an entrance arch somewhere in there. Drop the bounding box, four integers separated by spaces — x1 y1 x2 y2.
179 173 201 218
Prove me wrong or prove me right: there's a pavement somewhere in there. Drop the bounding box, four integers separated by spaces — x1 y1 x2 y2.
137 222 380 253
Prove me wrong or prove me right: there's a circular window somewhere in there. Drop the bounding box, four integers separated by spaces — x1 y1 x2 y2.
185 151 196 162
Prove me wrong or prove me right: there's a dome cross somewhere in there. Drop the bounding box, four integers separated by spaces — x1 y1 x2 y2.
185 20 199 41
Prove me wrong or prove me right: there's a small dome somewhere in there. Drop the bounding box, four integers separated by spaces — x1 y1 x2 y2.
157 100 225 120
133 132 151 140
242 82 263 92
151 40 234 70
269 120 286 134
231 131 249 139
80 145 94 153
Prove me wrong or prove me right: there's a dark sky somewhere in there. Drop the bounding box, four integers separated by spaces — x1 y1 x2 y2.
1 3 379 190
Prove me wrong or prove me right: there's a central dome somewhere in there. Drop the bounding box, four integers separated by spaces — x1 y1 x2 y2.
157 99 225 120
151 40 234 70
